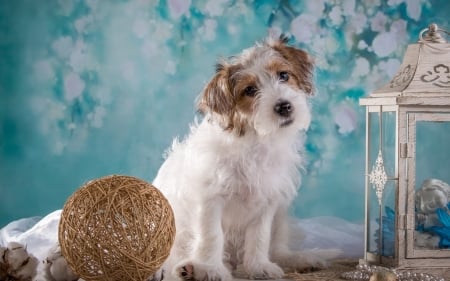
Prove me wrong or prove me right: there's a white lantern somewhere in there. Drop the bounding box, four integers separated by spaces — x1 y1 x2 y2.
359 24 450 277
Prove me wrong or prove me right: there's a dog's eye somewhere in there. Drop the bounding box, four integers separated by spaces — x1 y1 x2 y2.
278 71 289 82
243 86 258 97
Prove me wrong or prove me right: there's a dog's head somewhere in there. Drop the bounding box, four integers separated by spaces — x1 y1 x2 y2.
198 35 313 136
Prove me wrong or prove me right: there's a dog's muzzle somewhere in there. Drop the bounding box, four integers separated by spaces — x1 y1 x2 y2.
274 100 293 117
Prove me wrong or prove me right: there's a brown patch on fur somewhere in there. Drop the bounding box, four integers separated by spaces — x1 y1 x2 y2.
198 62 234 115
231 73 258 114
270 39 314 95
197 63 251 136
265 60 300 90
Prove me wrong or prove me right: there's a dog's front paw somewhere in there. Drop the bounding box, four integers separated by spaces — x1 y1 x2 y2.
176 261 232 281
244 260 284 280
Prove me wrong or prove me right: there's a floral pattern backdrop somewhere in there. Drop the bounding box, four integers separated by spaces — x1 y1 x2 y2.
1 0 449 226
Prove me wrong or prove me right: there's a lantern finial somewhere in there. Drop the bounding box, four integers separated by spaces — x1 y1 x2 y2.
420 23 447 43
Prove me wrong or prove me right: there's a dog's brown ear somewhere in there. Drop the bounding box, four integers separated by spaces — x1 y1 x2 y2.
197 62 235 115
271 38 314 95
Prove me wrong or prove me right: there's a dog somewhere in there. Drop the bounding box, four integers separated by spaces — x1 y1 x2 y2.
152 35 339 281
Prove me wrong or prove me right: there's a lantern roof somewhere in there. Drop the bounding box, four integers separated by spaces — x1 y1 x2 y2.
361 24 450 106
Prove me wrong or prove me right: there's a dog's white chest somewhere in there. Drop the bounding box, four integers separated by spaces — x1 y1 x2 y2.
217 141 297 203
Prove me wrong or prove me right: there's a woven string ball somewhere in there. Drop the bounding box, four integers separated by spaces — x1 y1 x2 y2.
58 175 175 281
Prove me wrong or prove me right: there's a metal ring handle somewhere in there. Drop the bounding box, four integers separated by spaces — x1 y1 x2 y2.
419 23 449 43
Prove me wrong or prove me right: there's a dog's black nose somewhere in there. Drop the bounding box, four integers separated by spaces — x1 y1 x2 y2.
274 100 292 117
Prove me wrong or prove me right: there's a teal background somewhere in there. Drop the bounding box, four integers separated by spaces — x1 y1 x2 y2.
1 0 450 227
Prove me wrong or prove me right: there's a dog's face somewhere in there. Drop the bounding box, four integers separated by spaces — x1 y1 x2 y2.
198 36 313 136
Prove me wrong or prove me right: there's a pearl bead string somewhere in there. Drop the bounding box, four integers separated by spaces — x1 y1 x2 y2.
341 264 445 281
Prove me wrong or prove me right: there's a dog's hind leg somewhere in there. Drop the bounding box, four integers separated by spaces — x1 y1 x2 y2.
269 208 341 272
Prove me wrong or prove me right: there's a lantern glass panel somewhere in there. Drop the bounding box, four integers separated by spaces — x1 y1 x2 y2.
368 180 397 256
415 120 450 186
367 110 397 257
413 118 450 251
368 111 396 175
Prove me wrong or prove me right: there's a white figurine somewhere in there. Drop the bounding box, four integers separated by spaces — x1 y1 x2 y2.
415 179 450 228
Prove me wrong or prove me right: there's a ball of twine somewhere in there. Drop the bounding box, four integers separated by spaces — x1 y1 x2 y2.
58 175 175 281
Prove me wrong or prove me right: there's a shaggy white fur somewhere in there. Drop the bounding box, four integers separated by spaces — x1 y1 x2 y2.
153 36 340 281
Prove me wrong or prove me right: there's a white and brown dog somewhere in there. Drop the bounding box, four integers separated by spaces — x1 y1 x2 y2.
153 36 339 281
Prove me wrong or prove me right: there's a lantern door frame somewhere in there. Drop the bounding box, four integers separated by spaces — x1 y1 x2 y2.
361 97 450 269
363 103 399 268
404 110 450 262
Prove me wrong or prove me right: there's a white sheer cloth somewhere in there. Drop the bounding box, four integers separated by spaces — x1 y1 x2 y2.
0 211 364 278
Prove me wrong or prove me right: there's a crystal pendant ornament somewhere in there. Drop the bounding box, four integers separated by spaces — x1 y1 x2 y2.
369 150 388 205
